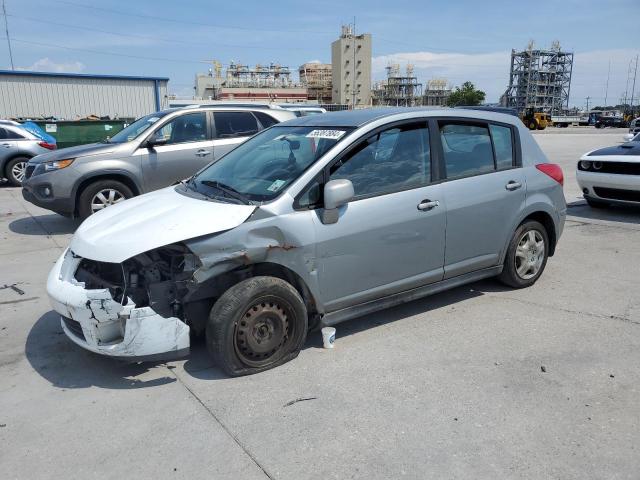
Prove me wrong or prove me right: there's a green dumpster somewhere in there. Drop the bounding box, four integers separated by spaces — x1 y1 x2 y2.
33 119 134 149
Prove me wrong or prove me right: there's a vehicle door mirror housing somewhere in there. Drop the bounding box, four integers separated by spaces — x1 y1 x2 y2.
147 132 167 148
321 179 354 224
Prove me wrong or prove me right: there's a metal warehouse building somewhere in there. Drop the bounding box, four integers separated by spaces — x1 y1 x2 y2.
0 70 169 120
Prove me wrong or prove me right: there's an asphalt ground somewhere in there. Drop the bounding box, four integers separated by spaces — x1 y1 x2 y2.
1 127 638 479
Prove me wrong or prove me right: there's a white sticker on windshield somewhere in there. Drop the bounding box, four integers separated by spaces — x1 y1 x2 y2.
267 179 286 192
147 117 160 123
306 129 346 140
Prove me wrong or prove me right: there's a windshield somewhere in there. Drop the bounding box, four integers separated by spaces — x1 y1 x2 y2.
189 126 350 203
108 111 170 143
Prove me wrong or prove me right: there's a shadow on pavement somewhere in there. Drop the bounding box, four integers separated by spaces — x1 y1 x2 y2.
183 281 493 380
567 200 640 225
9 214 80 236
26 311 176 389
27 279 506 384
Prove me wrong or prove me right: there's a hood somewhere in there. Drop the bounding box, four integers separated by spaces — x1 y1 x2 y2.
28 142 118 164
70 186 256 263
584 142 640 160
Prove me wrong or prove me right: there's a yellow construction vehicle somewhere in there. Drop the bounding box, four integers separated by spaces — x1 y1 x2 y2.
521 107 551 130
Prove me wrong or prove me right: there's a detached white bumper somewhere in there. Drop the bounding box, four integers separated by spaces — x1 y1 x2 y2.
576 170 640 205
48 249 190 360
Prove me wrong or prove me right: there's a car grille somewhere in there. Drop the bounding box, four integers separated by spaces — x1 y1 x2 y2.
593 187 640 203
595 162 640 176
62 316 86 341
25 165 35 179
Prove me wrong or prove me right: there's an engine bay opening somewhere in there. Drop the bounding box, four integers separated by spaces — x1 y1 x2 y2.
74 243 200 319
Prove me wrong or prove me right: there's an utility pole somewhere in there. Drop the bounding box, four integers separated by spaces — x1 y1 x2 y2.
604 60 610 107
630 54 638 115
2 0 14 70
585 96 591 112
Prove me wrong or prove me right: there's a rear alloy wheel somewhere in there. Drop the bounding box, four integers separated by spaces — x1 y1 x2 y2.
78 179 133 219
6 157 29 186
207 276 308 377
499 220 549 288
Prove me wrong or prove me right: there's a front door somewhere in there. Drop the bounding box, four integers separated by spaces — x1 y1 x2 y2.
436 120 526 278
311 121 446 312
139 112 212 191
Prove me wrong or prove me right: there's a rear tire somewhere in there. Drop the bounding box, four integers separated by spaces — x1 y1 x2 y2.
499 220 549 289
528 121 537 130
206 276 308 377
5 157 29 186
77 179 133 219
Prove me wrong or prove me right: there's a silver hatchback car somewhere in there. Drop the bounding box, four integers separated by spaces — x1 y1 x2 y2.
0 120 57 186
22 106 294 218
47 108 566 376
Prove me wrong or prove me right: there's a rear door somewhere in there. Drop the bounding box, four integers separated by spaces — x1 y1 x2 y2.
0 127 22 164
212 111 260 160
139 111 212 191
436 119 525 278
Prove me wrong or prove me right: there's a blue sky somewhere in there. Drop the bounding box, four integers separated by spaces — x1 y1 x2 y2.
2 0 639 106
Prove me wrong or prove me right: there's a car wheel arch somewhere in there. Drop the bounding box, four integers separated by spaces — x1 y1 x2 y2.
2 154 32 177
73 172 141 214
185 261 322 334
500 208 558 263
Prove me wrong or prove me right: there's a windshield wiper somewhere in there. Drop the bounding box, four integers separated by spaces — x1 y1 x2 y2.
199 180 252 205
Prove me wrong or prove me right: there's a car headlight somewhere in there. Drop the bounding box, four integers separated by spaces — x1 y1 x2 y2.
43 158 75 172
579 160 591 170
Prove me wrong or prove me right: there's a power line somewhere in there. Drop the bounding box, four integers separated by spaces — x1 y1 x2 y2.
1 0 13 69
53 0 334 36
2 13 311 51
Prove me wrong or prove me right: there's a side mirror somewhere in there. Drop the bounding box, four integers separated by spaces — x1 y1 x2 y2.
321 179 354 224
147 132 167 148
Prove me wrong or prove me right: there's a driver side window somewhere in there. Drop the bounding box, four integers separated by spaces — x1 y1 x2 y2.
155 113 207 145
330 122 430 198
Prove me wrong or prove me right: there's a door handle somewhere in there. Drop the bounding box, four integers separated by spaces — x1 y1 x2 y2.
417 199 439 211
195 149 211 157
505 181 522 191
1 143 10 147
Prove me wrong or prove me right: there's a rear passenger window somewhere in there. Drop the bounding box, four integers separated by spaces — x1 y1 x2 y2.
214 112 259 138
253 111 278 128
440 123 494 178
490 124 514 169
330 123 430 197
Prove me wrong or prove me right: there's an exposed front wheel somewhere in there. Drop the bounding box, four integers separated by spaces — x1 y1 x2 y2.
499 220 549 288
5 157 29 186
206 276 308 377
77 179 133 219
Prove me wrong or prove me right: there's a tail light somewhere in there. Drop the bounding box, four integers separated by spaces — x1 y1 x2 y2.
38 141 57 150
536 163 564 186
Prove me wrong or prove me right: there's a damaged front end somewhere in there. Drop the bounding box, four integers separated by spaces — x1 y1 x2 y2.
48 246 199 360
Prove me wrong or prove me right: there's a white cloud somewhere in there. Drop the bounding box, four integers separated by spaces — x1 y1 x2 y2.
372 49 640 107
305 59 323 64
16 57 86 74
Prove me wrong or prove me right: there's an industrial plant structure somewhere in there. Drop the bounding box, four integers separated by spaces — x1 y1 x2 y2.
423 78 452 106
194 61 307 103
299 62 332 104
372 64 422 107
503 41 573 115
331 25 372 107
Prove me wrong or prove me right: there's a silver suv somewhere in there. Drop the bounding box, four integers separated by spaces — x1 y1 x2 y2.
1 120 56 186
22 106 294 218
47 108 566 376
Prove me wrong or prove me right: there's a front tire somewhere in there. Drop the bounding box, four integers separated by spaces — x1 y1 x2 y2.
499 220 549 288
5 157 29 186
206 276 308 377
77 179 133 219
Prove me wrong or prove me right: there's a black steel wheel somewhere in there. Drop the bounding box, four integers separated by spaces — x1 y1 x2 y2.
206 276 308 376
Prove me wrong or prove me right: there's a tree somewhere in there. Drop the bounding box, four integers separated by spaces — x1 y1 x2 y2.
446 81 486 107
